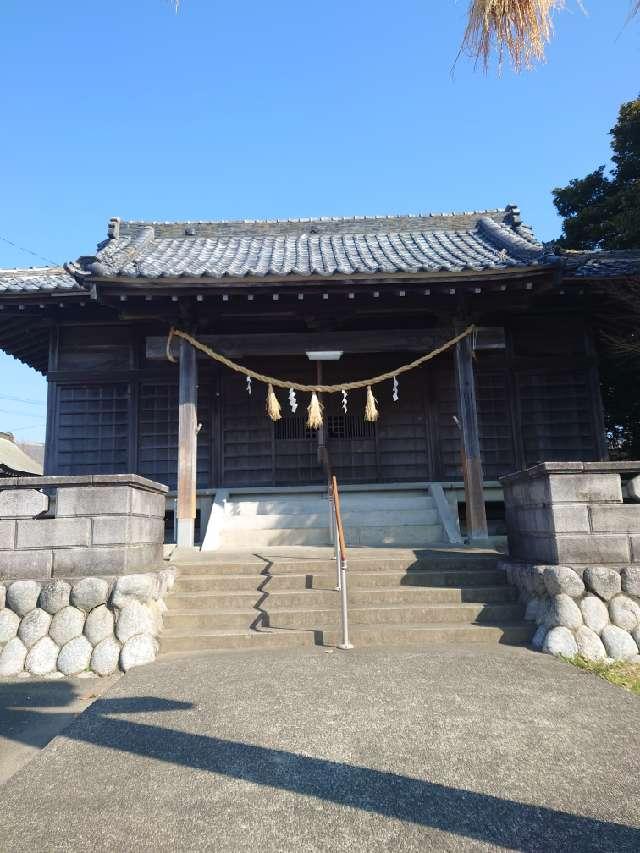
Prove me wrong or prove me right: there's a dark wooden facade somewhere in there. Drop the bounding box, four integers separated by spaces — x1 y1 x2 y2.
41 306 606 490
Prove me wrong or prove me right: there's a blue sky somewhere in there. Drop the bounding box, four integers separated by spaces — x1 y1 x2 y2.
0 0 637 441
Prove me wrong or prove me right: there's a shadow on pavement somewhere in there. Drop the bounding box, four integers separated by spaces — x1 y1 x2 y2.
2 685 638 852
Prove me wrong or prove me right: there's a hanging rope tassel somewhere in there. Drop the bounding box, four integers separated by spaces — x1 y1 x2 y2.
266 384 282 421
306 392 323 429
364 385 379 422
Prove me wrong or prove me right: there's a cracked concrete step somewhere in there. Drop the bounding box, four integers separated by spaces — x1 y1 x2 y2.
172 556 500 576
172 569 507 593
167 585 517 612
159 628 315 654
264 602 524 630
320 622 533 648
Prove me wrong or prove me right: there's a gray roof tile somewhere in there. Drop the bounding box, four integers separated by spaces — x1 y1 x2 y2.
76 206 545 280
0 267 84 294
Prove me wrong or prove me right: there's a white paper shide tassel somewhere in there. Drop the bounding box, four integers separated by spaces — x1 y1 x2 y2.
392 377 399 402
246 376 252 395
341 389 348 413
289 387 298 413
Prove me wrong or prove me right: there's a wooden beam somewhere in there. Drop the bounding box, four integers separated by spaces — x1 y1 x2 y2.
454 327 488 541
176 338 198 548
147 329 454 360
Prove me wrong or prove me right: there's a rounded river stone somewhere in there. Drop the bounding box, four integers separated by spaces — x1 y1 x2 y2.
575 625 606 661
583 567 621 601
621 566 640 597
601 624 639 661
70 577 109 612
579 595 610 635
0 584 5 610
25 636 59 675
6 580 41 617
49 606 86 647
84 605 115 646
115 601 155 643
547 594 582 631
531 623 547 650
543 626 578 658
0 608 20 643
57 636 93 676
609 595 640 632
120 634 158 672
91 637 121 676
18 608 52 649
543 566 585 598
39 580 71 615
0 637 28 676
111 574 156 609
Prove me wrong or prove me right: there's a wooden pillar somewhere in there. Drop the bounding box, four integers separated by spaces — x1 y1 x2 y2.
454 328 488 541
177 338 198 548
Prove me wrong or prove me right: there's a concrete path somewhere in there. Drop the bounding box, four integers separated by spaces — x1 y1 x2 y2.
0 673 119 787
0 645 638 852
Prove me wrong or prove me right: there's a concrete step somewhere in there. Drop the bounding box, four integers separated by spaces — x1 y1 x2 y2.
164 609 259 631
320 622 533 648
345 524 444 547
264 602 524 631
219 528 331 548
172 574 268 593
168 591 264 610
222 509 440 529
223 513 329 530
227 494 435 516
159 628 315 655
172 568 506 594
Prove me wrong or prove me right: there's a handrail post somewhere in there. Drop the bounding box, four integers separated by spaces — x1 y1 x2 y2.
334 512 341 591
337 557 353 650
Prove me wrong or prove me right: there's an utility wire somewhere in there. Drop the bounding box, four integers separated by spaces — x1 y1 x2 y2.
0 409 45 420
0 234 60 267
0 394 44 406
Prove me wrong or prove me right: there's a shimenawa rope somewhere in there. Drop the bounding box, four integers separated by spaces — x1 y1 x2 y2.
166 324 475 394
167 324 474 426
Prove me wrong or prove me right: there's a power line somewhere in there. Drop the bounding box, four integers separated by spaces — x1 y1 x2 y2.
0 408 45 420
0 394 44 406
0 234 60 267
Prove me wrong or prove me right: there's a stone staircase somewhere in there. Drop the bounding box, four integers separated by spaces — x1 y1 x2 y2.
217 488 446 549
160 549 532 654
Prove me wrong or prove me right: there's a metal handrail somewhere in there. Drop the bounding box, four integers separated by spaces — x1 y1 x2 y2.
320 446 353 650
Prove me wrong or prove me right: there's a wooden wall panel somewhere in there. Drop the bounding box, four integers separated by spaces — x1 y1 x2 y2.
55 384 129 475
137 382 211 490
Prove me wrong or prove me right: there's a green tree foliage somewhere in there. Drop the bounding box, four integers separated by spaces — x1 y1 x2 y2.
553 98 640 459
553 98 640 249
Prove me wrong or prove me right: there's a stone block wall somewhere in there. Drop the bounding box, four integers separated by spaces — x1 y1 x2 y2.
0 569 175 677
500 462 640 662
0 475 167 580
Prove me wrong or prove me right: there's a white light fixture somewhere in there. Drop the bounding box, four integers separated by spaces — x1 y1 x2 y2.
306 351 343 361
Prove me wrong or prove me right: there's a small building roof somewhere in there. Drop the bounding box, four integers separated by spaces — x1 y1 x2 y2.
0 267 83 294
71 205 544 280
0 433 43 477
557 250 640 278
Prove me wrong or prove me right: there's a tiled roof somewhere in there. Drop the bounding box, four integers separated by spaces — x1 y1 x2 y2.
0 267 84 294
560 250 640 279
0 434 43 476
72 205 546 280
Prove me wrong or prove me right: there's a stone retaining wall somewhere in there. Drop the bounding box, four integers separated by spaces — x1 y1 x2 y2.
0 569 175 677
500 462 640 661
0 475 167 580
